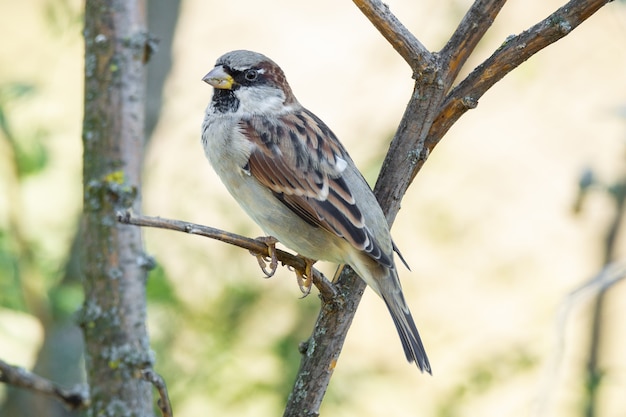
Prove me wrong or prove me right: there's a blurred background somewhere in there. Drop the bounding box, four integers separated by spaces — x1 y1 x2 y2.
1 0 625 416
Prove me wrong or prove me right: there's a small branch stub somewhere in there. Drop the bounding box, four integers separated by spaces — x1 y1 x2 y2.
139 369 173 417
461 96 478 109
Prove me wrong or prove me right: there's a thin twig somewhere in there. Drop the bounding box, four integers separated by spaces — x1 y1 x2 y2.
532 262 626 417
0 359 90 410
352 0 435 71
116 210 339 303
439 0 508 86
583 172 626 417
430 0 612 148
139 369 173 417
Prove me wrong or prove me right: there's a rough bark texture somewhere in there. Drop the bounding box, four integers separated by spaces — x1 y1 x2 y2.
282 0 614 415
80 1 153 416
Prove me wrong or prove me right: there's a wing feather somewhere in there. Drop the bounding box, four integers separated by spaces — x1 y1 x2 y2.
241 109 392 268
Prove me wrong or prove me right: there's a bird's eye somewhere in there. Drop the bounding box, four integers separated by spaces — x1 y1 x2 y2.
244 69 258 82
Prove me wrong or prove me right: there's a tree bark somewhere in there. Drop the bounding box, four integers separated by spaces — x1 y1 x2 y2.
80 1 153 415
283 0 614 415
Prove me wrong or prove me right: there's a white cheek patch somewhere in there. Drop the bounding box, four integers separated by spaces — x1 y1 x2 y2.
235 86 286 115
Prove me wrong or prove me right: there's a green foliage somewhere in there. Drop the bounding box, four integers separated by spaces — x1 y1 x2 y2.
436 348 537 417
0 83 49 178
0 82 50 312
0 76 82 317
145 259 321 413
0 230 22 310
48 281 84 319
146 264 178 305
43 0 83 36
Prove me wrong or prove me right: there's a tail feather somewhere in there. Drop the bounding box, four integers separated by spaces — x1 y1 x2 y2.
383 296 431 374
350 256 431 373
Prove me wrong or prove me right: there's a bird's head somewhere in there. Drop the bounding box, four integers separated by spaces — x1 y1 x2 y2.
203 50 298 114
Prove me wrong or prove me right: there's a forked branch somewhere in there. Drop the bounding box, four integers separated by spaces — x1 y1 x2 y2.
283 0 615 416
439 0 508 85
352 0 435 70
431 0 613 149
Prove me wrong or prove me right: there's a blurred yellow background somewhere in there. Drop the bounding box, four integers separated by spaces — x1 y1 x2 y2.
0 0 625 416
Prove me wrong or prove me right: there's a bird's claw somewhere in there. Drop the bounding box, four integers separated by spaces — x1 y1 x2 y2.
295 256 315 297
249 238 315 297
251 236 279 278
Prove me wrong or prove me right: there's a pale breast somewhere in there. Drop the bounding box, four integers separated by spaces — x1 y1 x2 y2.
201 111 253 177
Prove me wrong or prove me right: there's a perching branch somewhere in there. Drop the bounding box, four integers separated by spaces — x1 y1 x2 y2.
117 210 338 302
0 359 89 410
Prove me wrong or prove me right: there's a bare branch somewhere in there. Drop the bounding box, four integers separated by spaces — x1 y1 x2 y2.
431 0 612 144
533 262 626 417
116 210 339 302
139 369 173 417
352 0 435 71
0 359 89 410
439 0 508 86
284 1 614 415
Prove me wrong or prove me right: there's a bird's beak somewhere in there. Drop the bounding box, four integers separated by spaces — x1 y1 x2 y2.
202 65 234 90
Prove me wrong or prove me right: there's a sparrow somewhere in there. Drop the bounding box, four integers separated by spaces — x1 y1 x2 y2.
201 50 431 373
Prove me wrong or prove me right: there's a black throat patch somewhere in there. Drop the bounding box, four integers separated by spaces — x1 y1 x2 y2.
212 89 240 113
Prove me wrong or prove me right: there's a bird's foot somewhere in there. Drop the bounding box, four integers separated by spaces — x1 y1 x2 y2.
295 256 316 297
251 236 279 278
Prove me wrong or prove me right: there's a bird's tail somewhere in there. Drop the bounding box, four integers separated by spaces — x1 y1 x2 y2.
349 256 431 373
382 289 431 374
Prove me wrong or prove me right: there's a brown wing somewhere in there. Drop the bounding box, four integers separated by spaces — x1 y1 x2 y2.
241 109 392 268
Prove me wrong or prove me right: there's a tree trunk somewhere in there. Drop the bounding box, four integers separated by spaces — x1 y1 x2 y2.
80 0 153 415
